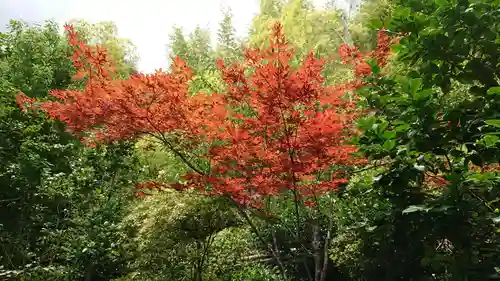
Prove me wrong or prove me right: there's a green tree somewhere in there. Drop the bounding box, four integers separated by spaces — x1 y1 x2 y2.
0 22 76 275
0 20 139 280
67 19 139 78
215 7 241 63
349 0 500 279
0 20 74 98
168 26 190 63
248 0 354 84
348 0 394 51
167 25 223 95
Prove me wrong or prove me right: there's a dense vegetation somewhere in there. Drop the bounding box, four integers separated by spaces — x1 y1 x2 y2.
1 0 499 280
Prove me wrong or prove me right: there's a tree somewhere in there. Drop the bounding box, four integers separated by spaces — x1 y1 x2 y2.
0 20 74 98
215 7 240 63
168 25 214 73
167 25 222 95
347 0 394 52
345 0 500 279
0 21 76 275
248 0 355 85
67 19 139 78
260 0 284 18
24 20 393 280
32 22 362 203
168 27 190 65
0 20 139 280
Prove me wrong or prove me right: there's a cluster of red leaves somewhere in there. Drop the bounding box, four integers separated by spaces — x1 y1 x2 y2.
64 24 116 81
338 29 396 78
425 172 450 190
179 23 376 206
134 181 171 198
16 94 36 112
472 163 500 173
18 24 196 145
18 22 394 207
424 162 500 191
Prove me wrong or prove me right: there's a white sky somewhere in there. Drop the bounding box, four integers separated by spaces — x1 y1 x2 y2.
0 0 354 73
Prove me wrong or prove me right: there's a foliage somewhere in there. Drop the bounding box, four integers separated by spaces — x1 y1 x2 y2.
67 19 139 78
13 143 139 281
215 7 242 64
0 20 139 281
0 20 76 275
167 25 223 94
344 0 500 279
6 1 500 280
35 21 365 202
116 190 250 281
348 0 394 52
0 20 74 98
27 13 391 279
249 0 353 85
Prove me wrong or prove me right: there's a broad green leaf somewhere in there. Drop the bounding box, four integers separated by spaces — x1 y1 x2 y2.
367 59 381 75
395 123 410 132
368 18 384 29
383 139 396 150
409 78 423 95
485 120 500 128
482 135 499 147
435 0 447 6
383 130 397 139
487 87 500 95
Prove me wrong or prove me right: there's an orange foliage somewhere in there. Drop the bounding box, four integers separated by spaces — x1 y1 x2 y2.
19 22 394 207
338 29 396 78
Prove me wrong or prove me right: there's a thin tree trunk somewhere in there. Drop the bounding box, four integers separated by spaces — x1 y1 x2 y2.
84 263 95 281
319 196 335 281
312 222 322 281
341 13 353 46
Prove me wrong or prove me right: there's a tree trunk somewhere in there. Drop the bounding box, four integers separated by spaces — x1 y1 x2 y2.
312 223 322 281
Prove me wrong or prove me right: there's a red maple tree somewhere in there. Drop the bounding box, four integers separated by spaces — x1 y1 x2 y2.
18 22 393 207
182 23 366 207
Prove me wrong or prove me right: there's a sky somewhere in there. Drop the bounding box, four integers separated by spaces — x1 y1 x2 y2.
0 0 357 73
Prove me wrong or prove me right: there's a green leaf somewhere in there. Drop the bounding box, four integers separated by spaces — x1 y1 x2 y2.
414 89 433 101
383 139 396 150
492 216 500 224
395 123 410 132
367 59 381 75
402 205 431 214
397 7 411 20
391 44 403 53
485 120 500 128
369 18 384 29
435 0 447 6
409 78 423 95
383 130 397 139
487 87 500 95
482 135 499 147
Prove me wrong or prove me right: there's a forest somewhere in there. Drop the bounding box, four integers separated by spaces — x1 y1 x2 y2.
1 0 500 280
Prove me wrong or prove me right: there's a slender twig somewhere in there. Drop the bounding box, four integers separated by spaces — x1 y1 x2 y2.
468 190 495 212
0 197 21 203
